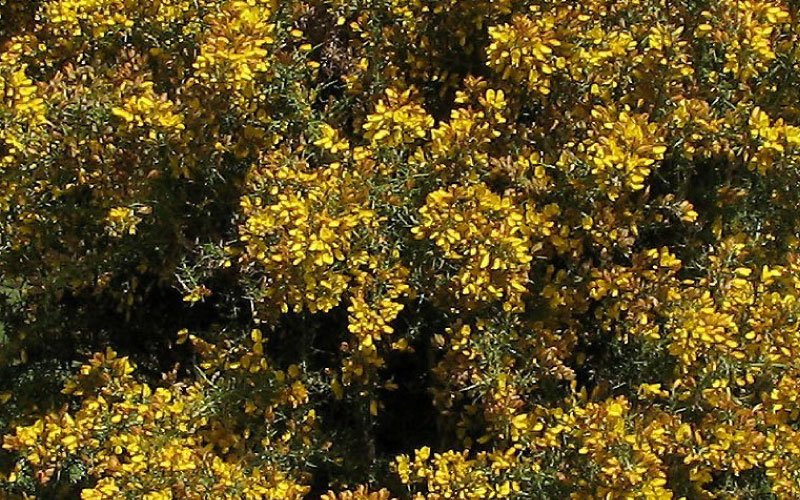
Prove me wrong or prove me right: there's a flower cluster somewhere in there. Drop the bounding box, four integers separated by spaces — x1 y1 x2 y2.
239 154 376 315
3 349 311 500
412 183 533 311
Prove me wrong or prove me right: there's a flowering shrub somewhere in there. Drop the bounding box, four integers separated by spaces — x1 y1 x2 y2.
3 0 800 498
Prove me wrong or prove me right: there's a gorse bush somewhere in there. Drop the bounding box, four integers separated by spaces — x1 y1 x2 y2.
2 0 800 498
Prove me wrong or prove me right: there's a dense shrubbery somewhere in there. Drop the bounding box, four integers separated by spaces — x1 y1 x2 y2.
2 0 800 498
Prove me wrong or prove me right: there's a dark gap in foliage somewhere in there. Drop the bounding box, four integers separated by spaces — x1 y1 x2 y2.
0 1 40 44
374 299 449 455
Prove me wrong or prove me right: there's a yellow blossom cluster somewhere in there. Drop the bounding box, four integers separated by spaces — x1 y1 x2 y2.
416 82 509 182
110 82 184 131
412 183 533 311
747 106 800 173
41 0 135 39
322 486 396 500
104 206 142 237
3 349 310 500
239 154 376 315
486 12 564 96
363 88 434 147
0 60 45 171
581 107 666 199
191 0 276 95
394 447 512 500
